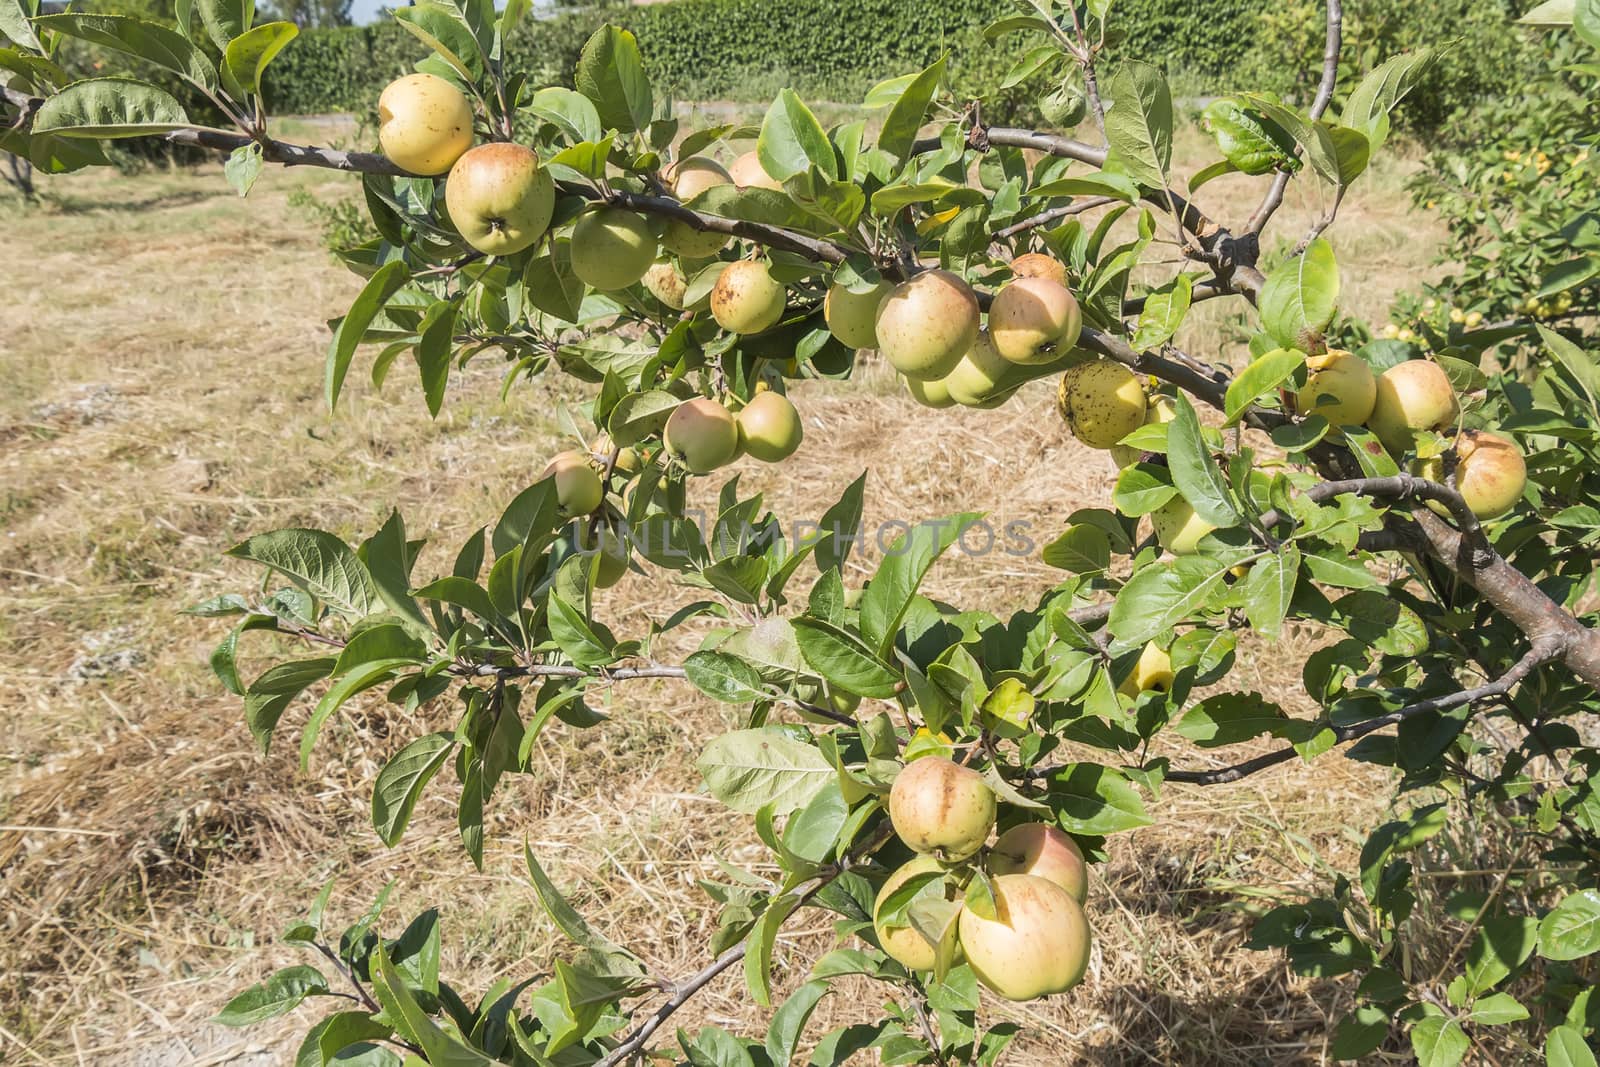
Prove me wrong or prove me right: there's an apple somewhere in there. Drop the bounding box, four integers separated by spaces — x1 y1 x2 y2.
824 279 892 350
662 156 732 258
906 375 957 409
576 525 629 588
570 207 657 291
1116 642 1174 698
957 874 1091 1000
711 260 786 334
642 260 688 309
1057 360 1147 449
729 150 784 190
944 331 1018 407
445 143 555 257
1010 252 1067 287
1151 497 1216 555
664 397 740 473
988 823 1088 903
875 270 980 381
889 756 996 861
873 855 956 972
1295 349 1376 426
736 390 803 462
377 72 474 176
1109 394 1175 469
589 434 642 478
795 681 862 724
541 450 603 515
1422 429 1526 518
1367 359 1459 453
988 277 1082 365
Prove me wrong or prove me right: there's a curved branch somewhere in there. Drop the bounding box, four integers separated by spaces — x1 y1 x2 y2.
593 822 894 1067
993 196 1119 239
1166 640 1557 785
1256 473 1487 552
1243 0 1343 237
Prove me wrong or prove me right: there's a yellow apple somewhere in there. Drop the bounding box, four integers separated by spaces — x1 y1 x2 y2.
541 450 603 515
663 397 739 473
1116 642 1174 697
445 143 555 257
1295 349 1377 426
944 330 1017 407
728 150 784 191
662 156 732 258
1150 497 1216 555
889 756 996 861
642 260 688 309
906 375 957 409
873 855 956 972
570 207 657 291
735 391 803 462
1057 360 1147 449
711 260 786 334
1420 429 1526 519
988 277 1082 365
1109 394 1175 469
1367 360 1460 453
377 72 473 176
824 279 892 350
1010 252 1067 287
988 823 1088 903
875 270 980 381
957 874 1091 1001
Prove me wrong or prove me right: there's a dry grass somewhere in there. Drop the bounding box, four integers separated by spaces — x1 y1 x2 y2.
1 119 1447 1066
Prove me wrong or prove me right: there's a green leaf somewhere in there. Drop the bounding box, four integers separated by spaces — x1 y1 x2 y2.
1239 544 1297 638
1329 1005 1389 1060
213 965 328 1026
326 260 410 410
525 86 602 144
32 13 216 91
1026 173 1141 201
1225 347 1303 425
195 0 251 52
299 1010 393 1066
31 77 189 138
1175 692 1289 747
1519 0 1575 24
369 944 496 1066
1539 889 1600 961
415 299 457 418
1539 325 1600 420
765 981 829 1067
859 513 981 657
1340 48 1438 153
1466 992 1528 1025
575 24 652 134
223 141 263 197
1259 238 1339 348
371 732 453 846
877 55 945 161
523 844 647 978
758 88 836 181
362 509 432 639
1201 97 1298 175
226 528 380 617
1046 763 1153 834
299 659 417 771
1546 1026 1599 1067
744 892 797 1007
1168 393 1242 528
1107 554 1238 653
1 0 40 49
1238 94 1341 186
696 728 836 814
1409 1010 1469 1067
547 591 617 667
1131 274 1192 352
815 472 866 574
1041 523 1112 572
393 2 484 84
220 21 297 98
1103 61 1172 189
243 657 335 755
684 650 766 703
1538 255 1600 298
792 618 901 699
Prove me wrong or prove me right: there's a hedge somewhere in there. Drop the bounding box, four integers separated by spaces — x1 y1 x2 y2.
260 0 1538 141
262 0 1265 115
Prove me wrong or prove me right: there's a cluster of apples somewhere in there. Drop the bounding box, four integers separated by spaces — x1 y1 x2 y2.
540 442 640 588
871 756 1092 1002
660 387 804 474
821 253 1091 411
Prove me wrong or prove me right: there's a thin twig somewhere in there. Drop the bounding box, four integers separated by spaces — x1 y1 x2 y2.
1165 643 1559 785
1243 0 1342 237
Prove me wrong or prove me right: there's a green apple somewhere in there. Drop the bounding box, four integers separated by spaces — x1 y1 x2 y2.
875 270 980 381
445 143 555 257
735 390 803 462
711 260 786 334
570 207 656 291
889 756 996 861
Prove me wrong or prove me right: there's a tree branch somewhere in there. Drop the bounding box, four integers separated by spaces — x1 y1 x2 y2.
1165 641 1559 785
593 822 894 1067
1256 473 1488 553
1243 0 1342 237
992 196 1119 239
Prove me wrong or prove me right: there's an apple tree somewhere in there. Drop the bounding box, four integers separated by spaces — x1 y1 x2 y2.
4 0 1600 1061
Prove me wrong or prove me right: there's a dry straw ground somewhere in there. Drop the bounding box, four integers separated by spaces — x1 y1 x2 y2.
1 120 1448 1065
